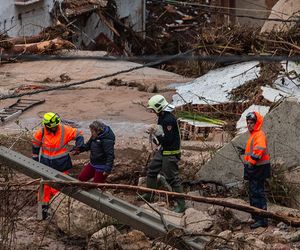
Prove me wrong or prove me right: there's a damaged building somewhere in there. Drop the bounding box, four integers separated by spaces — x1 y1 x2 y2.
0 0 145 50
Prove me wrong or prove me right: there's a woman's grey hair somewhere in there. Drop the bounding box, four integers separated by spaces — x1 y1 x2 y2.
89 120 105 134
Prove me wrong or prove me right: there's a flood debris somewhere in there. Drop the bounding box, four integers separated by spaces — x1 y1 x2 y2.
1 1 300 249
1 37 75 58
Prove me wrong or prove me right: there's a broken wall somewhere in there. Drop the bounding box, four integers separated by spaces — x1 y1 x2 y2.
77 0 145 49
196 98 300 186
0 0 62 37
0 0 145 50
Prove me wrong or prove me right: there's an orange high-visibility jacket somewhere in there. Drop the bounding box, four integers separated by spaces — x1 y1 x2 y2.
32 124 83 171
244 111 270 167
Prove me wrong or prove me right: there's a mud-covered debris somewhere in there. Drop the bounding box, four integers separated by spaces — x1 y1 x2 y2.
229 62 282 104
107 78 147 92
59 73 72 83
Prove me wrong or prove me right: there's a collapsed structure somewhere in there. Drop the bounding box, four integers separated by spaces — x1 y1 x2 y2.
1 0 300 249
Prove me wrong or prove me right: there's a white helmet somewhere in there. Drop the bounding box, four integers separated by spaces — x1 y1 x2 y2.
148 95 169 113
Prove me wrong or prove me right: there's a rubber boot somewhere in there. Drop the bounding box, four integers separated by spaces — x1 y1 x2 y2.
42 205 49 220
172 186 186 213
250 220 268 229
137 177 157 202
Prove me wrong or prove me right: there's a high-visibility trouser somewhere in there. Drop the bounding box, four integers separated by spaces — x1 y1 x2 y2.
38 171 69 204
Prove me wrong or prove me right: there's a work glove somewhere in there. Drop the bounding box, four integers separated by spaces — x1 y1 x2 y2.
146 124 164 137
236 146 245 155
70 146 81 155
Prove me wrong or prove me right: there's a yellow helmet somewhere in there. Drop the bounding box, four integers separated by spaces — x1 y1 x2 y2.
42 112 61 128
147 95 169 113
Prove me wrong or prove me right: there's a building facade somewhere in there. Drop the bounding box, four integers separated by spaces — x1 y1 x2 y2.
0 0 145 48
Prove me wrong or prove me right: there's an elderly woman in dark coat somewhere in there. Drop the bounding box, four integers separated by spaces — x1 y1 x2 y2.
77 121 115 183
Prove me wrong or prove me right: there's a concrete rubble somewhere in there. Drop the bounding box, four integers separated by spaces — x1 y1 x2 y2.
50 193 114 237
2 1 300 249
87 225 120 250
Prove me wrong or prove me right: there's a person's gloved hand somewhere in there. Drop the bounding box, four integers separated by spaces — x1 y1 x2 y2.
236 146 245 155
70 146 81 155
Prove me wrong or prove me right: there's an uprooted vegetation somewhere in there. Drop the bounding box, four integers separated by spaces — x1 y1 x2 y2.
229 62 283 104
1 1 300 77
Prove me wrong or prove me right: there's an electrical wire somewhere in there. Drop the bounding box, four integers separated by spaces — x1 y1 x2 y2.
157 0 282 14
2 54 300 63
0 48 197 100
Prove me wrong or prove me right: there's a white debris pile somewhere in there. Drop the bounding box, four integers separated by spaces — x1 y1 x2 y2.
172 61 260 106
172 61 300 131
262 62 300 102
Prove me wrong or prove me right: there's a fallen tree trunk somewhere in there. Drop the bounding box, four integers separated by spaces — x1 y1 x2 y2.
0 38 75 55
6 179 300 227
0 34 51 49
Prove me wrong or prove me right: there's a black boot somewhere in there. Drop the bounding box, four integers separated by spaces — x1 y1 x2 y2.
137 177 157 202
172 186 186 213
42 205 49 220
250 220 268 229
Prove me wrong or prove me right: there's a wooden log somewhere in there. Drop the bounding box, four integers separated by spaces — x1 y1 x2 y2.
1 38 75 55
13 179 300 227
2 34 50 46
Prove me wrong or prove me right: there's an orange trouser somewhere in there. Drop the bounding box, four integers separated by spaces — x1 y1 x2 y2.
38 171 69 204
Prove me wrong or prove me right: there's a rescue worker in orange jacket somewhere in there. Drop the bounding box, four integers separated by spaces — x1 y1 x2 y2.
32 112 84 219
238 111 271 229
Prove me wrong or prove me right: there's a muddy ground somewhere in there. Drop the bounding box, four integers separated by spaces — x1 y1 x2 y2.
2 134 300 250
0 125 213 249
0 53 213 249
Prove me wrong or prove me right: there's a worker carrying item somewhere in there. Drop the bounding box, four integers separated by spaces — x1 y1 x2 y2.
138 94 186 213
237 111 271 229
76 120 115 183
32 112 84 220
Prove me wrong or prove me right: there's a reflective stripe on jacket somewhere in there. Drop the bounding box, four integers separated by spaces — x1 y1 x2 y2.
32 124 83 171
244 112 270 167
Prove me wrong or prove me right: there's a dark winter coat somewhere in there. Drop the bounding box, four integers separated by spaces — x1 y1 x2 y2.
157 111 181 156
79 125 115 173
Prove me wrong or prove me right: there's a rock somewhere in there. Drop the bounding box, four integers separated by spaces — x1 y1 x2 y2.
151 242 177 250
259 232 287 244
245 236 267 249
116 230 151 250
233 232 245 241
254 240 268 250
0 88 14 96
207 206 216 216
87 226 120 250
141 202 182 226
218 230 232 239
50 193 114 237
181 208 213 233
277 222 289 231
284 231 300 243
271 243 291 250
214 230 232 244
273 230 285 236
